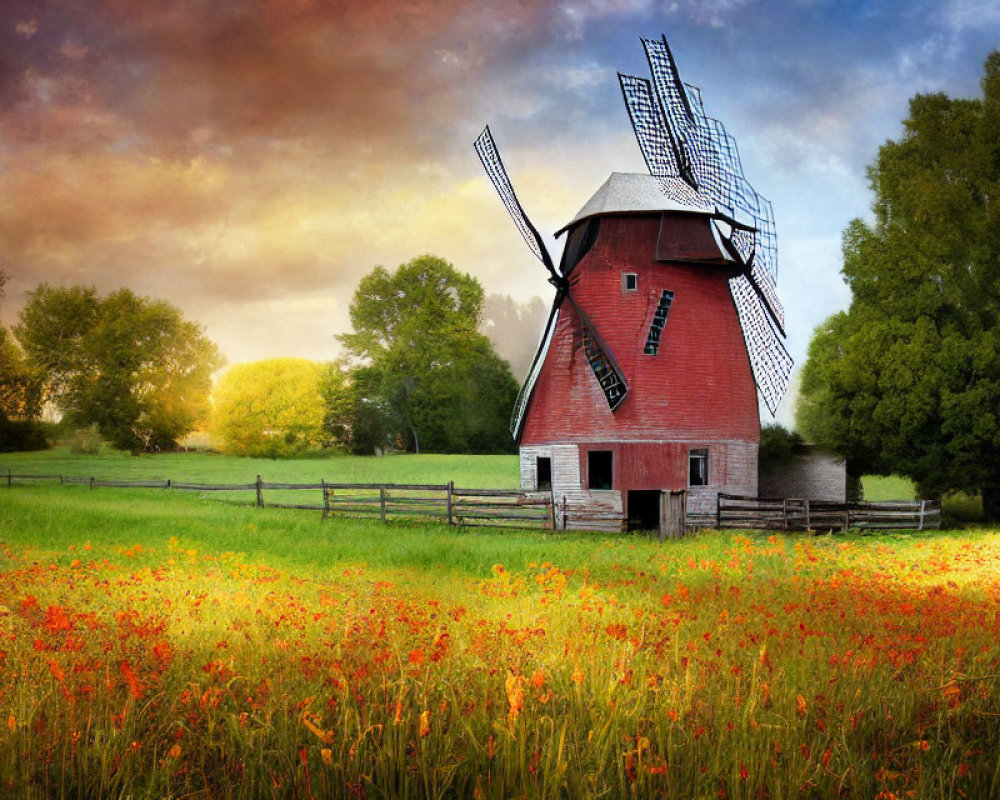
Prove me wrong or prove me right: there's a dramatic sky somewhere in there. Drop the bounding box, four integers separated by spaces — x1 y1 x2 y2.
2 0 999 422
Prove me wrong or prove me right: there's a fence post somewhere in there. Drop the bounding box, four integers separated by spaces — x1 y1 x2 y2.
843 506 849 533
548 489 556 530
918 499 926 531
379 488 387 522
804 499 811 532
255 475 263 508
782 499 788 531
7 468 11 488
166 479 171 489
715 494 722 529
446 481 454 525
321 480 328 519
90 477 94 491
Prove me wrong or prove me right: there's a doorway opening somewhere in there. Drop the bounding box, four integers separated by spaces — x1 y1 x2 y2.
627 490 661 532
536 456 552 491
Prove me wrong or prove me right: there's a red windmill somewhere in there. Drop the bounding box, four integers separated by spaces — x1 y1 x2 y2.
475 36 792 530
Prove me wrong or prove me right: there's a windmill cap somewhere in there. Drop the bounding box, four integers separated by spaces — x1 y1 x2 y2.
556 172 714 236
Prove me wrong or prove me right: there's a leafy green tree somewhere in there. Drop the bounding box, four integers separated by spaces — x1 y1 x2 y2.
0 272 42 420
339 255 519 455
15 285 222 451
797 51 1000 517
319 360 354 450
211 358 326 458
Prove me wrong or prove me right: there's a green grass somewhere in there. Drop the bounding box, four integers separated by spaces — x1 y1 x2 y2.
862 473 985 523
0 485 638 581
861 473 916 500
0 446 520 488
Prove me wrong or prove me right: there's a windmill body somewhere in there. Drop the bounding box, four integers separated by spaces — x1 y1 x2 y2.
519 175 760 526
477 37 792 530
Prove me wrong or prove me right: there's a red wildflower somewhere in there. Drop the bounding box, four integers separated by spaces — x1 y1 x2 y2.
120 660 143 699
43 606 73 633
47 660 65 683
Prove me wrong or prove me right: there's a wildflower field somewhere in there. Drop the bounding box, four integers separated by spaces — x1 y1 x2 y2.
2 484 1000 799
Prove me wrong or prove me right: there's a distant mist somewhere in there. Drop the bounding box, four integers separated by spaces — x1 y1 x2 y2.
481 294 550 382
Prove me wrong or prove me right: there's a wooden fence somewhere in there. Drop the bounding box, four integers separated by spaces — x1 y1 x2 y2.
3 470 942 533
716 494 941 531
2 470 553 530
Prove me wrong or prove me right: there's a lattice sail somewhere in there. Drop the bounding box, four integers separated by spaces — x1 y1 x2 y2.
474 126 558 278
619 34 791 411
729 274 792 415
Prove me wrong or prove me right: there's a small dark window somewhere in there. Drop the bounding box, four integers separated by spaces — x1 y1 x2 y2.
644 290 674 355
536 457 552 491
622 272 638 292
689 449 709 486
588 450 613 490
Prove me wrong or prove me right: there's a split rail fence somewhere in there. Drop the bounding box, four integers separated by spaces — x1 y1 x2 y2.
4 470 941 533
2 470 554 530
714 494 941 531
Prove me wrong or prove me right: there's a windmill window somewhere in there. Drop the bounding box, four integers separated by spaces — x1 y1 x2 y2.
536 456 552 492
689 449 709 487
644 290 674 355
622 272 638 293
588 450 613 490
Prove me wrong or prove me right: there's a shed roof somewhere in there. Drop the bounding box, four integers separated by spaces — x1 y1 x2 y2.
557 172 714 235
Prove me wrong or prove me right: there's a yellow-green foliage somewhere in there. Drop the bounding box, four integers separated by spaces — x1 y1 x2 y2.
211 358 326 457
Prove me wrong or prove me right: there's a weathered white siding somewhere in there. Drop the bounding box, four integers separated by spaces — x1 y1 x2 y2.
758 450 846 502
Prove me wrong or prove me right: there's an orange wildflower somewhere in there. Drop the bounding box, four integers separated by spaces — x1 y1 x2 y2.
320 748 333 766
795 694 807 716
419 709 431 737
505 673 525 724
168 744 182 758
530 668 546 689
47 660 66 683
571 663 585 685
120 660 143 699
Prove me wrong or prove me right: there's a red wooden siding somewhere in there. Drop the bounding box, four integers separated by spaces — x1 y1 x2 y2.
521 213 760 460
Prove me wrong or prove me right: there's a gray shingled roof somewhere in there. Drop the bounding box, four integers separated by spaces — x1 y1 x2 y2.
557 172 713 235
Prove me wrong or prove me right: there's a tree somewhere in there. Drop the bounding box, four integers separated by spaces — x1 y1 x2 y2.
338 255 519 455
797 51 1000 517
211 358 326 458
0 270 43 422
15 285 222 450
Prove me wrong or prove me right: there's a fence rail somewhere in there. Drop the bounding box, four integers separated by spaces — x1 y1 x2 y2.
2 469 553 530
716 494 941 531
3 469 941 533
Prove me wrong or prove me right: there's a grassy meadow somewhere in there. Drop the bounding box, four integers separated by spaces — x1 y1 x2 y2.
2 451 1000 798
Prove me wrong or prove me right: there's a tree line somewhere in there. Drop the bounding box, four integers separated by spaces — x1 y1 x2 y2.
0 256 521 457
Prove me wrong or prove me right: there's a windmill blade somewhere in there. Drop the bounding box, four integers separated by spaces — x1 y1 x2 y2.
510 295 565 440
474 126 559 280
714 221 784 331
642 36 780 285
618 73 680 179
729 274 792 416
565 295 629 412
